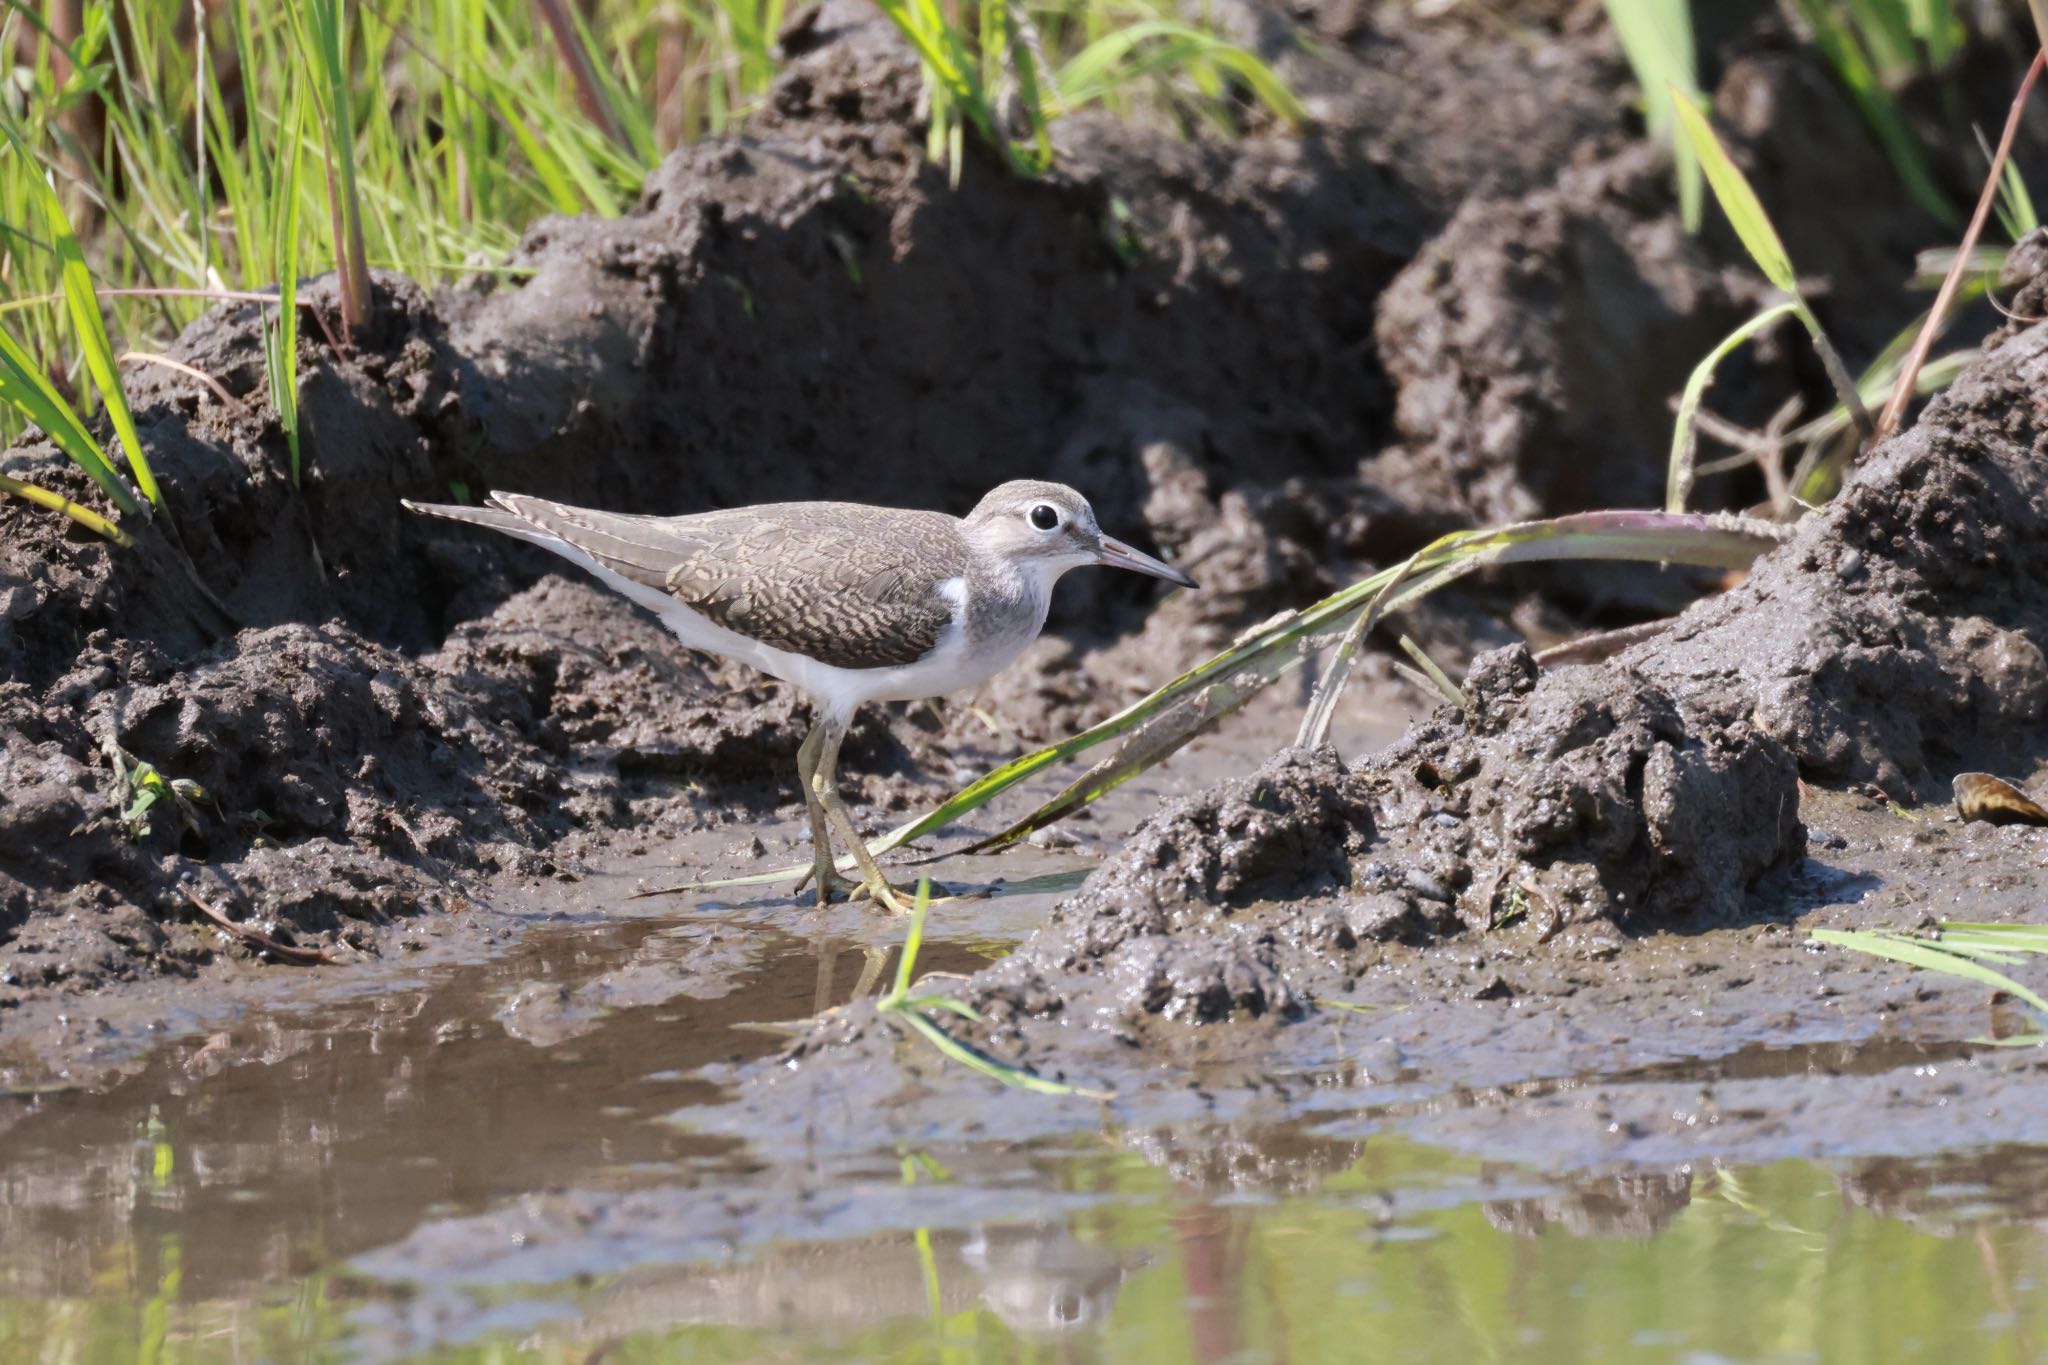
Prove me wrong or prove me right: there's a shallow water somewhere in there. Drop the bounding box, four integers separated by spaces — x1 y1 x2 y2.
2 879 2045 1365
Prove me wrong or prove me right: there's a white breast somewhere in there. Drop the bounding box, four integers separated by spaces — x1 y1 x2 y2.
527 539 1049 725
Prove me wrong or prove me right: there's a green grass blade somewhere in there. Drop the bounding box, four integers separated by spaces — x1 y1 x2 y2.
1667 301 1801 511
1397 633 1467 708
896 1009 1109 1097
1811 928 2048 1016
0 322 141 519
972 653 1281 852
0 472 133 544
4 125 162 514
1787 0 1956 228
1996 143 2039 240
1602 0 1700 230
1669 86 1798 295
1056 20 1306 124
268 92 305 485
1939 923 2048 946
883 878 933 1003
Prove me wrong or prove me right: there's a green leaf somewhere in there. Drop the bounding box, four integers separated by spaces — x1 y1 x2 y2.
1669 88 1799 295
896 1010 1110 1098
1811 929 2048 1017
1786 1 1956 228
1667 301 1801 512
267 92 305 485
0 321 139 519
1057 21 1308 126
3 124 161 513
0 472 132 543
1601 0 1701 230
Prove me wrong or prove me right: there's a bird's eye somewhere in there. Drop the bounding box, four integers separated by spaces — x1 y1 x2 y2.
1028 503 1061 531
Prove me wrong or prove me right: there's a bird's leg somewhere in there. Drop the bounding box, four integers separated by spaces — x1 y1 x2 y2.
792 719 855 905
811 716 915 915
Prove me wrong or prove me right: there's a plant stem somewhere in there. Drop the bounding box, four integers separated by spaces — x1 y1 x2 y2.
1875 47 2045 443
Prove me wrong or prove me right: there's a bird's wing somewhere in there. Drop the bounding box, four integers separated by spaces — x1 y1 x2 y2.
483 493 966 670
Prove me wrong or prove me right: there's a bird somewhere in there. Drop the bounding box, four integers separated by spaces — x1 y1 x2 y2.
402 480 1198 912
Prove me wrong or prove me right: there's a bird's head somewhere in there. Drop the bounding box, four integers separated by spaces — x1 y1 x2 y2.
964 480 1197 591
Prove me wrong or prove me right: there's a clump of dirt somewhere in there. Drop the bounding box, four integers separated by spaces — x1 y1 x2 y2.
1370 145 1779 527
755 303 2048 1113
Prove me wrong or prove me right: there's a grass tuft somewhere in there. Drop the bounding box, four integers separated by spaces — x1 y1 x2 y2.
877 879 1112 1097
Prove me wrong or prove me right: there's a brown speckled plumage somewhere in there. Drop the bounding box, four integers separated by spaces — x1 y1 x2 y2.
486 494 967 669
404 479 1197 910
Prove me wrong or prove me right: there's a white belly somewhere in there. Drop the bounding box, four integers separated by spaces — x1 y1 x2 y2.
525 536 1043 723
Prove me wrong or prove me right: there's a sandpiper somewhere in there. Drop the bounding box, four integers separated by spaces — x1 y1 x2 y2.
403 480 1196 911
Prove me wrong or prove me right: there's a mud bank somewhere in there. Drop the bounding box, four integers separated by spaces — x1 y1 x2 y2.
0 0 2035 1015
731 286 2048 1141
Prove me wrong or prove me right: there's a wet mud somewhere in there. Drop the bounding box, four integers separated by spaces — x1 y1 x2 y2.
7 0 2018 998
5 2 2048 1354
735 265 2048 1144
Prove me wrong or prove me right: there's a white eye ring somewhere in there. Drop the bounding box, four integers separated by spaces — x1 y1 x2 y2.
1028 503 1061 531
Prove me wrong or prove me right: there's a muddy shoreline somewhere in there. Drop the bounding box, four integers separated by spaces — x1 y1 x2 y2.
4 0 2048 1254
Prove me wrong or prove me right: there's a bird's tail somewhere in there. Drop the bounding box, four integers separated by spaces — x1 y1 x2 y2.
401 492 684 619
400 496 535 538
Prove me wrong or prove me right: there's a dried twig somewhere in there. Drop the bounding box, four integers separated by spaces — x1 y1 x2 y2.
119 351 247 411
1533 618 1677 668
1876 48 2046 443
182 885 335 965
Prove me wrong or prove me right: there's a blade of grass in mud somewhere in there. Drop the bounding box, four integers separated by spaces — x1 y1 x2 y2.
964 651 1281 853
989 0 1055 171
1941 923 2048 946
1057 21 1307 126
1811 928 2048 1018
1786 0 1956 228
1878 49 2047 441
0 473 132 544
1669 88 1870 438
1667 301 1800 512
1602 0 1701 230
0 321 141 520
1670 88 1796 293
1979 125 2040 241
877 881 1109 1098
5 124 163 515
293 0 375 334
1397 633 1466 709
268 93 305 485
530 0 632 153
1295 517 1489 749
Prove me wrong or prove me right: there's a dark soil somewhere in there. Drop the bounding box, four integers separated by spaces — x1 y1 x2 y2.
1 0 2041 1099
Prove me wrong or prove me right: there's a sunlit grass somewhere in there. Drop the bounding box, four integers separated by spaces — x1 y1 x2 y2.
1600 0 1702 230
877 879 1111 1097
1813 922 2048 1044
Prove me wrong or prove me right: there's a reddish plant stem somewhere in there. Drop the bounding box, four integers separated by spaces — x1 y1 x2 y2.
1875 47 2045 443
530 0 629 152
183 886 335 965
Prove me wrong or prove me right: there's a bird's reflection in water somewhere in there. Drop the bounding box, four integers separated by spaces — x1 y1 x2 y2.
549 1220 1145 1353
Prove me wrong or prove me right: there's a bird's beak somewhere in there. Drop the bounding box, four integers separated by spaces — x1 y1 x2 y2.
1097 535 1199 590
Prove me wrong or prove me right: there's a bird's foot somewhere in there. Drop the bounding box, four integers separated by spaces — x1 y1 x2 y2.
792 854 861 906
794 863 860 908
792 858 925 911
850 873 924 915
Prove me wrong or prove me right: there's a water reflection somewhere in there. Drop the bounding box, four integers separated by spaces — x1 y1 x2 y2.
1 910 2046 1362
